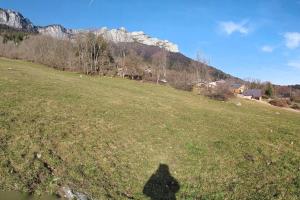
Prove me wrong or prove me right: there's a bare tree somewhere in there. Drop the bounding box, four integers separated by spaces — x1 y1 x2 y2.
151 48 167 84
244 78 263 89
75 33 111 75
194 51 210 82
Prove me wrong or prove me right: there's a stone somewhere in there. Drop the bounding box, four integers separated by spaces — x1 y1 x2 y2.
60 186 89 200
36 153 42 159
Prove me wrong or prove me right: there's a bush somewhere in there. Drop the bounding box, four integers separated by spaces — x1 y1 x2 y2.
291 96 300 103
204 85 234 101
262 95 270 99
269 99 289 107
166 70 194 91
264 82 274 97
291 104 300 110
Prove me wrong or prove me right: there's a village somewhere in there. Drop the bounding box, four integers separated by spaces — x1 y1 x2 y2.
195 79 261 99
116 64 300 111
193 79 300 111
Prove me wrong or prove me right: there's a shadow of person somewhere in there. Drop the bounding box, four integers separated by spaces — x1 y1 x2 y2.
143 164 180 200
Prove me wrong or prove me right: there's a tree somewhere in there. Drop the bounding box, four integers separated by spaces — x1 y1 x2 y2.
194 51 210 82
265 82 274 97
151 49 167 84
122 49 144 79
244 78 263 89
115 33 131 78
75 33 112 75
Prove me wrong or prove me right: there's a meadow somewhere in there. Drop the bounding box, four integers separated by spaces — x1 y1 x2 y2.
0 58 299 199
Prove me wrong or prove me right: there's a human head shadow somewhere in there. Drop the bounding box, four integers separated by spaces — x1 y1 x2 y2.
143 164 180 200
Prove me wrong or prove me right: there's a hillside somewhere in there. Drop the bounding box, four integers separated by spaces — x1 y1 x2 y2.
118 42 236 81
0 58 299 199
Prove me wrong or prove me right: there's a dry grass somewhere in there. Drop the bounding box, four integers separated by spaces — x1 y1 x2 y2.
0 58 300 199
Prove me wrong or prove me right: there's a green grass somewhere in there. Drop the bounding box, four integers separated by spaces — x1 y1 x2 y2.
0 57 300 199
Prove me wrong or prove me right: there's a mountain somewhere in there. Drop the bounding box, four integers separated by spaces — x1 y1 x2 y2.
0 7 238 83
0 8 34 31
86 27 179 53
0 8 179 52
120 42 234 80
36 24 73 39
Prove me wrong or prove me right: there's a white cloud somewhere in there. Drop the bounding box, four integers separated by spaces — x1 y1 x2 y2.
219 20 249 35
288 60 300 69
261 45 274 52
284 32 300 49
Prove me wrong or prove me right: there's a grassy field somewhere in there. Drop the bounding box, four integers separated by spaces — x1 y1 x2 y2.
0 57 300 199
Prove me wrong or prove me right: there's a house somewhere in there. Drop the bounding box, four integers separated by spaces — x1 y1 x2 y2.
243 89 262 100
208 80 226 88
194 80 208 87
231 83 246 94
117 67 143 80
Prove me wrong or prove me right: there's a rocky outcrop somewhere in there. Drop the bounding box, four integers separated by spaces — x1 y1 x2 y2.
0 8 179 52
37 25 73 39
0 8 34 31
90 27 179 52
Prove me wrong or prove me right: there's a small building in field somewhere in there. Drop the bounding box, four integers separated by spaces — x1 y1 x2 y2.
208 79 226 88
117 67 143 80
193 80 208 87
231 83 246 94
243 89 262 100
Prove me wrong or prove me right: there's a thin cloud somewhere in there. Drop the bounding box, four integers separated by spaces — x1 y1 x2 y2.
261 45 274 53
284 32 300 49
288 60 300 69
89 0 94 6
219 20 249 35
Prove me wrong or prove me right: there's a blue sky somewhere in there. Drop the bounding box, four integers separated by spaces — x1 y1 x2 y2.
1 0 300 85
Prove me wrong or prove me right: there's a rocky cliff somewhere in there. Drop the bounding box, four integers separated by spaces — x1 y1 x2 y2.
0 8 34 31
0 8 179 52
90 27 179 52
36 25 73 39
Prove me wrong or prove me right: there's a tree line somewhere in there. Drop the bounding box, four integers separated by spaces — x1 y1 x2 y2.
1 30 299 102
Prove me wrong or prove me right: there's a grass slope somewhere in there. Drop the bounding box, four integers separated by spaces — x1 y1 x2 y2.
0 58 300 199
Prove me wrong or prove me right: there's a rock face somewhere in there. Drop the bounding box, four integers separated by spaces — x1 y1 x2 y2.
0 8 34 31
0 8 179 52
41 26 179 52
37 25 73 39
90 27 179 52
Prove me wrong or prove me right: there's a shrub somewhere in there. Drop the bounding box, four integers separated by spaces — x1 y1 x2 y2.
269 99 289 107
291 96 300 103
291 104 300 110
264 82 274 97
166 70 194 91
262 95 270 99
204 85 234 101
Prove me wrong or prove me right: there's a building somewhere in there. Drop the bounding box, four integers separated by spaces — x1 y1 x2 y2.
243 89 262 100
208 80 226 88
231 83 246 94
